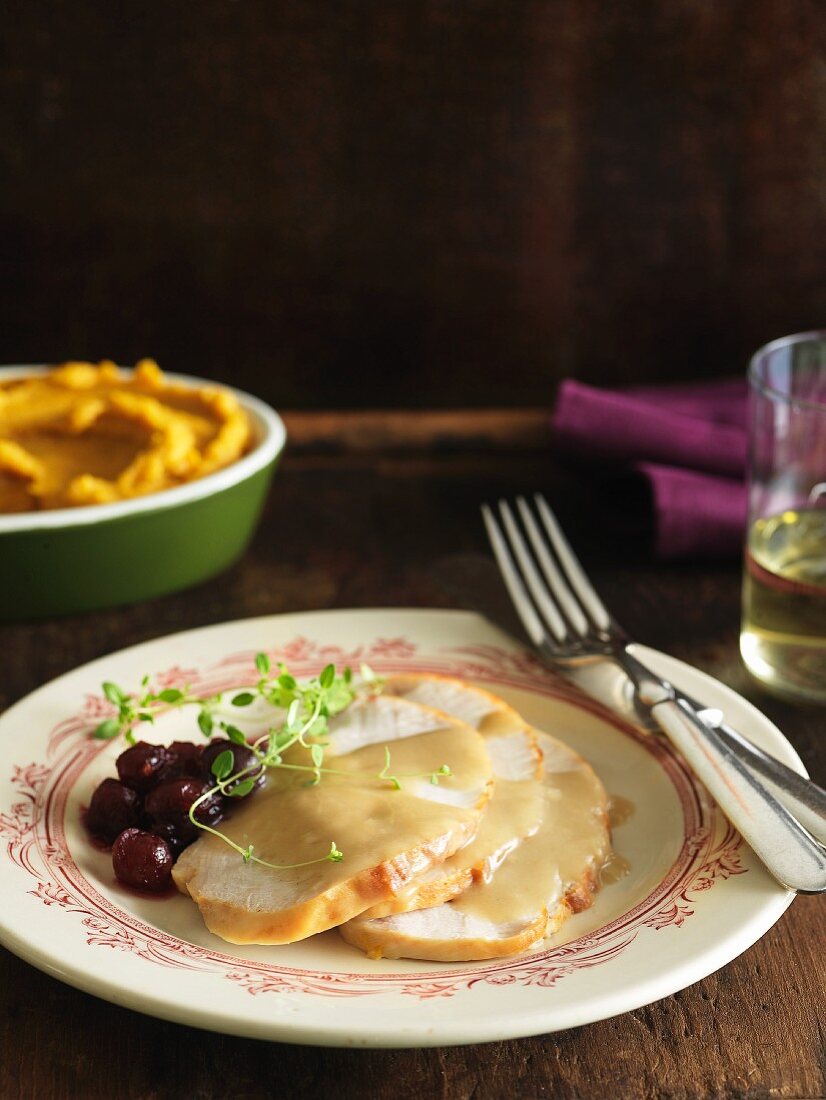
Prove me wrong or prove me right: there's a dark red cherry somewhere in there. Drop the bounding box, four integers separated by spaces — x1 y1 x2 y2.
86 778 141 843
144 777 224 846
116 741 169 794
112 828 174 891
161 740 204 779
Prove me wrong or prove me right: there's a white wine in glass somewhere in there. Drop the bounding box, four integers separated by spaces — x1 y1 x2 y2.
741 508 826 702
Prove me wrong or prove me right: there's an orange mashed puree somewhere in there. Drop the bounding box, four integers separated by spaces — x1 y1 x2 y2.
0 360 252 513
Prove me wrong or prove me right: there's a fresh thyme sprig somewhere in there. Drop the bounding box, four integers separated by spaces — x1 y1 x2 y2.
92 652 363 746
94 677 223 747
241 755 453 788
91 656 450 870
376 746 452 791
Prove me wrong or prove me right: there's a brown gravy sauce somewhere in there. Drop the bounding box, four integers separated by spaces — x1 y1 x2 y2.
173 703 495 939
599 850 632 886
367 772 547 917
177 677 628 951
450 734 612 927
382 676 623 935
608 794 635 828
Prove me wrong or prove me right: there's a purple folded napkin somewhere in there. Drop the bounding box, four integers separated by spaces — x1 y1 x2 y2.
551 379 749 559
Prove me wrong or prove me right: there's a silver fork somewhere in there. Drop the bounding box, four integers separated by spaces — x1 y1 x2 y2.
482 493 826 894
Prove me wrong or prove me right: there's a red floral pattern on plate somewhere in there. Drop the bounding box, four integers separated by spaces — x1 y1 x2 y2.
0 638 745 999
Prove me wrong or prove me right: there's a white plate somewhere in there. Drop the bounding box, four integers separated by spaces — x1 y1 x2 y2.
0 609 798 1047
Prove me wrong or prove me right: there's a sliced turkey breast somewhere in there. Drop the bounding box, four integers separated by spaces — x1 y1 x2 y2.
356 675 544 919
340 728 611 961
172 695 493 945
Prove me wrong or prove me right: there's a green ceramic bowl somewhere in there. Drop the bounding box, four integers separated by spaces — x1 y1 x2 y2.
0 367 286 621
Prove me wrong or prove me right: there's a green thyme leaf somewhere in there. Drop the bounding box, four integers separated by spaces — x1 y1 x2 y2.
93 717 121 740
323 681 354 716
157 688 185 704
102 682 126 706
224 725 247 746
310 743 324 767
229 778 255 798
197 709 214 737
211 749 234 780
319 663 335 689
255 652 271 675
232 692 255 707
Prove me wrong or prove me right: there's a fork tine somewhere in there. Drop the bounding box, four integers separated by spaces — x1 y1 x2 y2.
497 501 569 643
481 505 551 649
533 493 612 632
516 496 590 637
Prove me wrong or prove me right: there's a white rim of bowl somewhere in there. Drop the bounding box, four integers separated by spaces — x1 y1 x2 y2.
0 365 287 532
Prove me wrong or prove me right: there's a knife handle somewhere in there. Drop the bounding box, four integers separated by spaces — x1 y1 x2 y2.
651 696 826 894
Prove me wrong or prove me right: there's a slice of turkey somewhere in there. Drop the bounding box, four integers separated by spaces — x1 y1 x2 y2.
356 675 544 919
339 728 611 961
172 695 493 945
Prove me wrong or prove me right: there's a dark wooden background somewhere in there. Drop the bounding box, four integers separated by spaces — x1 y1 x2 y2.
3 1 826 407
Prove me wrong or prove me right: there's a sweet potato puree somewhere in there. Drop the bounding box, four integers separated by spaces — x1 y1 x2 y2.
0 360 252 513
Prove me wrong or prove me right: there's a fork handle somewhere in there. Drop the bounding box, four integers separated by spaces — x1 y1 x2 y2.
677 700 826 847
651 697 826 893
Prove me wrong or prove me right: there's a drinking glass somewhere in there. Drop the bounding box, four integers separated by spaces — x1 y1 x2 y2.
741 331 826 702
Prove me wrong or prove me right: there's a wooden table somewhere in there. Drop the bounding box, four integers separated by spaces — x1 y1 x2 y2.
1 412 823 1100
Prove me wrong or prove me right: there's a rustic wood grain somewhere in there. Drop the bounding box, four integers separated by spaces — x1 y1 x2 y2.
281 408 552 452
0 422 823 1099
2 2 826 407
